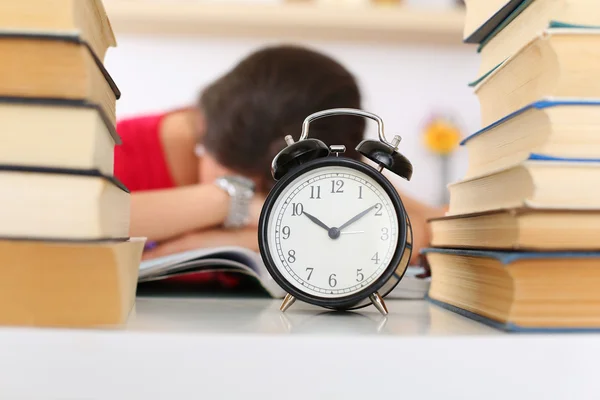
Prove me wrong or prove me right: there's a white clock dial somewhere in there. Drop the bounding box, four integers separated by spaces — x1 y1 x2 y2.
266 165 399 299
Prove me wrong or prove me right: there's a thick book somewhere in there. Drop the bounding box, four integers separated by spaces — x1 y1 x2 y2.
473 29 600 127
138 247 427 299
0 0 116 61
463 0 525 44
0 166 130 240
0 97 120 175
477 0 600 77
423 247 600 332
0 32 120 126
0 238 145 328
447 159 600 216
429 208 600 251
461 99 600 179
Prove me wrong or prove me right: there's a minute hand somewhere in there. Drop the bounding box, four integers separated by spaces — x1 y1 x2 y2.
338 205 378 231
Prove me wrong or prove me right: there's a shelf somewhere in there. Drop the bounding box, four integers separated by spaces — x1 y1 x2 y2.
104 1 466 45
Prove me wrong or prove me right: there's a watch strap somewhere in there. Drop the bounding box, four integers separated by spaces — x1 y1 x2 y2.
215 176 255 228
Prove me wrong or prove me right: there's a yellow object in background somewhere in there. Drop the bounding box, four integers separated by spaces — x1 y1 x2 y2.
422 115 462 205
423 118 461 155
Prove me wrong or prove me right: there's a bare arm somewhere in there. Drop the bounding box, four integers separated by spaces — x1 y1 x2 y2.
142 228 258 260
141 191 444 264
130 183 266 242
129 184 229 242
398 191 447 264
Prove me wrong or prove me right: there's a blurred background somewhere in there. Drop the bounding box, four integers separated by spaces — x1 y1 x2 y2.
103 0 481 207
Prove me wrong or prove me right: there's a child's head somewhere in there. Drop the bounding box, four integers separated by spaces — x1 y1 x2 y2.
197 45 365 192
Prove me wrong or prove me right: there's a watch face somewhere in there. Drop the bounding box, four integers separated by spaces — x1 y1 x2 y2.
262 160 401 301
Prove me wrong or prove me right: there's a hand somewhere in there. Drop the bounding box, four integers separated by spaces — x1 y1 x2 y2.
338 204 377 231
302 210 331 232
409 205 446 265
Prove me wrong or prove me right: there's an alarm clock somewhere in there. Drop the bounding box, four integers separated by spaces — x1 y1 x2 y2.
258 108 413 315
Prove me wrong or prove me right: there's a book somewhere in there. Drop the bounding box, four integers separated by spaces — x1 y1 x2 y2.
0 33 120 125
430 208 600 250
138 246 286 298
447 159 600 216
423 247 600 332
0 0 116 61
0 166 130 240
0 97 119 175
477 0 600 77
473 29 600 127
461 99 600 179
138 247 426 300
463 0 525 44
0 238 145 328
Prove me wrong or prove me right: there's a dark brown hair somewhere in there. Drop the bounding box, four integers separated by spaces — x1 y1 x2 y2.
199 45 365 191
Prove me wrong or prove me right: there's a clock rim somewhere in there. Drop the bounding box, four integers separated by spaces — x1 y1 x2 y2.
258 157 409 310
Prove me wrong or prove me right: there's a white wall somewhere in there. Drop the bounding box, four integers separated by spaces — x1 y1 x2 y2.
104 34 481 206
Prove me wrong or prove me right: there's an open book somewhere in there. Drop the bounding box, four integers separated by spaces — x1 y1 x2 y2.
138 247 429 300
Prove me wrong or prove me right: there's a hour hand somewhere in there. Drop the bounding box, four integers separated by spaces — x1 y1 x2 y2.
302 210 331 232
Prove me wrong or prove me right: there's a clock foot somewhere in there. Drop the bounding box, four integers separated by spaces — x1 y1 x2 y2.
369 292 388 316
280 293 296 312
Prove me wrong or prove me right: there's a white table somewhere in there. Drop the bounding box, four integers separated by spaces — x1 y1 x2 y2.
0 297 599 399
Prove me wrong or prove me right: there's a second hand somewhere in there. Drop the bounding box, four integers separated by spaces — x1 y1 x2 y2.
339 231 365 235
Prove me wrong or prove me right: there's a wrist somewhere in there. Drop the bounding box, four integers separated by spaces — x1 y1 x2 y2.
201 183 230 226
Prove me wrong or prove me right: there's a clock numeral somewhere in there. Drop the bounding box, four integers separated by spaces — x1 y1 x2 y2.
356 269 364 282
306 267 314 281
310 185 321 199
358 186 363 199
328 274 337 287
282 226 291 240
287 250 296 263
381 227 389 241
291 203 304 216
374 203 383 216
371 252 380 264
330 179 344 193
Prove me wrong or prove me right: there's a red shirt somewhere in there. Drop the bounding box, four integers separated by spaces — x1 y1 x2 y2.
114 112 238 289
114 112 175 192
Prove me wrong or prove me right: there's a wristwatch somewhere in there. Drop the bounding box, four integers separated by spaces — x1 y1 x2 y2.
215 175 255 228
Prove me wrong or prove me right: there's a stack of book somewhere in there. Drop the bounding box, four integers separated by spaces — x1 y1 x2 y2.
424 0 600 332
0 0 144 328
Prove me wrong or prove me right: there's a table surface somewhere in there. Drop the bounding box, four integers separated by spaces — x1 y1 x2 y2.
1 296 599 400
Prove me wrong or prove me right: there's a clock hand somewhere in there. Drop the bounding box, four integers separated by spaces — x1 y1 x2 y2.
338 204 378 231
339 231 365 235
301 210 331 232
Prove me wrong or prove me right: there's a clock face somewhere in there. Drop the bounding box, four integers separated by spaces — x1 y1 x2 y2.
264 163 400 299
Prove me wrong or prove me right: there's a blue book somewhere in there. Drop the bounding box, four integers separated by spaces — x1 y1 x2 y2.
459 99 600 180
422 248 600 332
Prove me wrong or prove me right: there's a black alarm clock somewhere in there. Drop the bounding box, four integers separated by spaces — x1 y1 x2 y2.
258 109 413 315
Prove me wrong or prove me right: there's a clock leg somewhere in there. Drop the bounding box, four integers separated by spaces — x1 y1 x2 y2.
280 293 296 312
369 292 389 316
